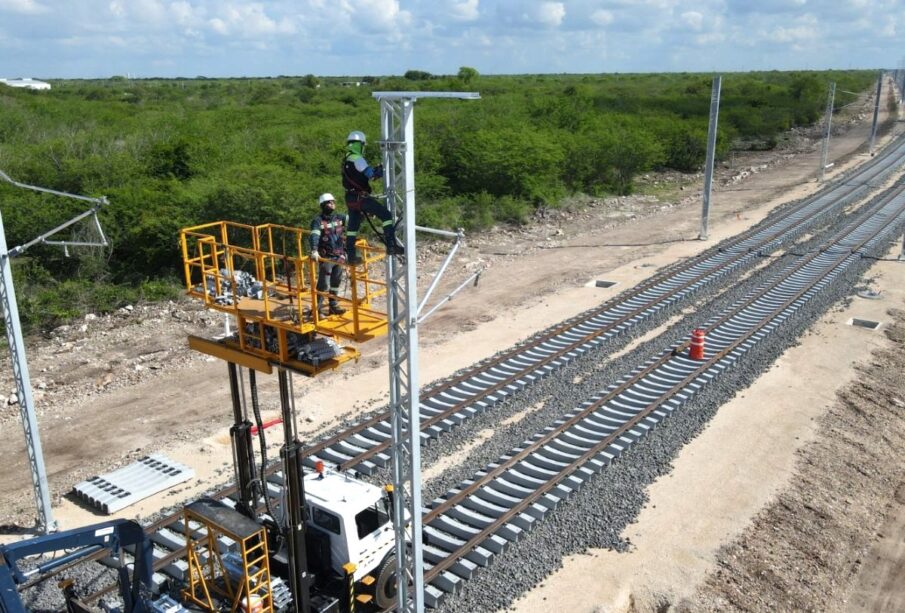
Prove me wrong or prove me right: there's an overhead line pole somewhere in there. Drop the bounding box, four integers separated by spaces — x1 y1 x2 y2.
374 90 478 613
699 75 722 241
0 171 109 533
818 82 836 182
868 71 883 156
0 213 54 532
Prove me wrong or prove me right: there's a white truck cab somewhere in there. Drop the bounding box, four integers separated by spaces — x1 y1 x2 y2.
303 468 395 582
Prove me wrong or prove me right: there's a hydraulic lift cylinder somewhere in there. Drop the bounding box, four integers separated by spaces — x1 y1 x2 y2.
228 362 257 518
281 441 312 613
229 421 257 519
278 369 312 613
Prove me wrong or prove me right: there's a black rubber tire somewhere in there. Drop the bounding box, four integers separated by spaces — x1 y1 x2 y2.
373 553 397 611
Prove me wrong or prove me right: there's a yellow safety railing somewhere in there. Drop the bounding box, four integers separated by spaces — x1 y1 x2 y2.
182 504 275 613
180 221 388 370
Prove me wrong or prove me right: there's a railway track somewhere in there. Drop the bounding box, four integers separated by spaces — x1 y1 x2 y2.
83 138 905 603
415 176 905 607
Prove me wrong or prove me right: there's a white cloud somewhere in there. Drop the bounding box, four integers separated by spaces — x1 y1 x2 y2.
0 0 48 14
207 3 295 37
695 31 725 44
132 0 168 24
681 11 703 31
0 0 898 78
340 0 412 31
208 17 228 35
108 0 200 28
170 1 199 26
590 9 614 26
767 23 817 43
450 0 479 21
537 2 565 27
494 0 565 29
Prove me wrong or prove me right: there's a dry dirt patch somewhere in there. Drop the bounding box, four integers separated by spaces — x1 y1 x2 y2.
684 306 905 612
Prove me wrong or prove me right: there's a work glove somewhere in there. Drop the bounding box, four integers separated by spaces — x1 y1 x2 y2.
374 164 384 179
310 252 320 262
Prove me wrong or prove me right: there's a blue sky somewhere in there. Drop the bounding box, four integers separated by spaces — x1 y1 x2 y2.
0 0 900 79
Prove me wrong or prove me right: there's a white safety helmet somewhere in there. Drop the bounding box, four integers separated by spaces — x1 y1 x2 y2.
347 130 366 144
318 193 336 205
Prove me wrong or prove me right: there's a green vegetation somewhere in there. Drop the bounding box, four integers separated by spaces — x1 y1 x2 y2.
0 69 875 331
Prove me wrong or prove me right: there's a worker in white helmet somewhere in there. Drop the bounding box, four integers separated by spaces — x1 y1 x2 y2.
309 192 348 317
341 130 404 264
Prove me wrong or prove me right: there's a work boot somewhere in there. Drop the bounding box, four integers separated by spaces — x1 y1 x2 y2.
383 229 405 257
346 237 361 265
329 301 346 315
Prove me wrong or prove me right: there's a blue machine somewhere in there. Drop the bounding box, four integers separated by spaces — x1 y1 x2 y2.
0 519 153 613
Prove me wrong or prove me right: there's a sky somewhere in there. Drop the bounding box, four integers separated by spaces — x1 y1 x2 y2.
0 0 901 79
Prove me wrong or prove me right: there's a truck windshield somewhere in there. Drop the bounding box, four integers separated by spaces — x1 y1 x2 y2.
355 502 390 539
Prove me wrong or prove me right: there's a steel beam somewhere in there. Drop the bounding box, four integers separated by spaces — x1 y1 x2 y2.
279 368 312 613
0 171 109 533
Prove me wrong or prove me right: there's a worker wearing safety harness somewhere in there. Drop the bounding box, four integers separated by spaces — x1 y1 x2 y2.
309 193 348 317
341 130 403 264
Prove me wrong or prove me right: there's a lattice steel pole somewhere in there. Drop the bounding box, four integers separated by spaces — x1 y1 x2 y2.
869 71 883 156
0 211 54 532
379 94 420 613
699 75 721 241
818 82 836 182
1 171 108 533
374 91 478 613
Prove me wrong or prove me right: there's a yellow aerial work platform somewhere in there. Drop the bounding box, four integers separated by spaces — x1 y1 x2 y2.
180 221 388 376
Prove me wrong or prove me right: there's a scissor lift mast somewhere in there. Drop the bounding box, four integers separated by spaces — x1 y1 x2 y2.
375 91 479 613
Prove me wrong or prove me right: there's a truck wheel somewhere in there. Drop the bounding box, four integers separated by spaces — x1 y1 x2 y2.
373 553 397 611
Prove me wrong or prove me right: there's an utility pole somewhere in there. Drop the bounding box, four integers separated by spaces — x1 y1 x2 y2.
374 90 479 613
818 82 836 182
869 71 883 156
0 170 108 533
699 75 722 240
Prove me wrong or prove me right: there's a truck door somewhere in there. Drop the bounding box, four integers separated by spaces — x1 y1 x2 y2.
350 502 393 579
309 504 348 575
